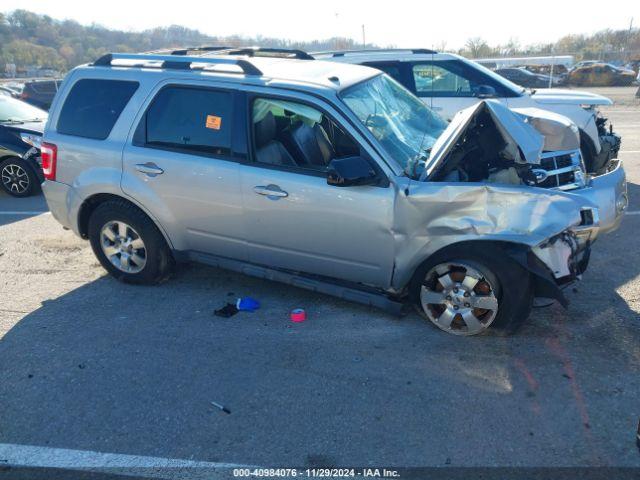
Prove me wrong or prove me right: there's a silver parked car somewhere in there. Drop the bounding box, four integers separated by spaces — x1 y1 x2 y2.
41 52 625 336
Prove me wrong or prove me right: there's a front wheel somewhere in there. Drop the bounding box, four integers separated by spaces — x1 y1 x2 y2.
411 245 533 336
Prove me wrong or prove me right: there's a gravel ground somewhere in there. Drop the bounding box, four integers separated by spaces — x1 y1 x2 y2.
0 86 638 476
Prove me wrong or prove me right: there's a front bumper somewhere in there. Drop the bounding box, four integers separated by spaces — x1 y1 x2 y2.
569 159 627 235
527 230 592 307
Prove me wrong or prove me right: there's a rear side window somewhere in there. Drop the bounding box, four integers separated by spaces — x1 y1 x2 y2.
57 79 138 139
140 86 233 157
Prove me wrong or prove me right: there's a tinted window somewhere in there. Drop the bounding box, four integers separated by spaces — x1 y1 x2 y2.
58 79 138 139
413 64 472 96
410 60 519 98
143 86 232 157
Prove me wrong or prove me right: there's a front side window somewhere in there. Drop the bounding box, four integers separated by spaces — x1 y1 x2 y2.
413 64 472 96
143 86 233 157
341 74 447 177
250 97 358 173
411 59 523 98
57 79 138 139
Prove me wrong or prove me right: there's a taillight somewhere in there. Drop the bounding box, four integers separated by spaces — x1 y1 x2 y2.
40 142 57 181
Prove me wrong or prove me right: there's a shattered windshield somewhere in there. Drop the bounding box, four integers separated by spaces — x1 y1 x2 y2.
341 74 447 178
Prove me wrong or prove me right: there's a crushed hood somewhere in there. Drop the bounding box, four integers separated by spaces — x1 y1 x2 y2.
421 100 544 180
512 107 580 152
530 88 612 106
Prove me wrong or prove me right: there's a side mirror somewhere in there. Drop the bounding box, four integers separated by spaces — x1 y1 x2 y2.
475 85 497 98
327 156 378 187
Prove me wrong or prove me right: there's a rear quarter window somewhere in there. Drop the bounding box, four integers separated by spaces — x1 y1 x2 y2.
57 79 139 140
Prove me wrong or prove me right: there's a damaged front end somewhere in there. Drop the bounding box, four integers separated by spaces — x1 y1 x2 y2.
420 100 586 191
393 179 600 308
591 113 622 174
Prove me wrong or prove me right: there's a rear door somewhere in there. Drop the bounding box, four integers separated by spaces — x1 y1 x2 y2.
121 81 247 259
238 88 396 287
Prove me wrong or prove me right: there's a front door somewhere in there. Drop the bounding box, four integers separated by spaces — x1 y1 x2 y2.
239 92 396 287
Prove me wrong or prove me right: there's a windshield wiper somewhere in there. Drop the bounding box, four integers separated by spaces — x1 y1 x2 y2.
0 119 25 124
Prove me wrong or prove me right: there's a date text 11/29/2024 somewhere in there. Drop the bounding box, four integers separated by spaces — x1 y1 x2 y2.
233 468 400 477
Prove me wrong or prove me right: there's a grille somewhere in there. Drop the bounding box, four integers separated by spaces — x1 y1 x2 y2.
535 151 583 190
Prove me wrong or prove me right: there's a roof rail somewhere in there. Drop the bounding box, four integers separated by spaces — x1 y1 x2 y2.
169 46 235 55
171 46 314 60
92 53 262 76
312 48 438 57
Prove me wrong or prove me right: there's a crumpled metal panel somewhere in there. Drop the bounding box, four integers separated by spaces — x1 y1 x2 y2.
422 100 544 180
512 107 580 152
389 177 598 290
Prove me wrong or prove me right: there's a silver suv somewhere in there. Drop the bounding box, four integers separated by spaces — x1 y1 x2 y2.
42 52 618 336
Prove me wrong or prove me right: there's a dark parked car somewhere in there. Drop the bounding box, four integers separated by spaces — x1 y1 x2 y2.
0 96 48 197
493 68 551 88
20 79 61 110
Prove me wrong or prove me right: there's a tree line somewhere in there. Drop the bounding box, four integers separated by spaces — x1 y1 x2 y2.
1 9 638 73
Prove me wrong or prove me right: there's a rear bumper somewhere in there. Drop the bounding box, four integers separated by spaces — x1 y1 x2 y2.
569 159 627 235
41 180 76 232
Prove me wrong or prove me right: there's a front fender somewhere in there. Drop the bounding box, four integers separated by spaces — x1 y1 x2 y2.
390 179 597 291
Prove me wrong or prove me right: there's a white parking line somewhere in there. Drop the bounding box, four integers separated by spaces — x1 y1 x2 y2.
621 150 640 154
626 211 640 216
0 443 252 478
0 211 50 215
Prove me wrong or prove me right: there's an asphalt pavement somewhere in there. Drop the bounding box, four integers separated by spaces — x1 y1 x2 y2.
0 87 639 478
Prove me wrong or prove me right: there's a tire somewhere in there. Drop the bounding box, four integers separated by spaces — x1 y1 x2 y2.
410 243 533 336
88 199 174 284
0 157 40 197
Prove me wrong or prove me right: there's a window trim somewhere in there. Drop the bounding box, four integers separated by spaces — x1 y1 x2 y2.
133 83 240 162
244 91 388 185
56 78 139 140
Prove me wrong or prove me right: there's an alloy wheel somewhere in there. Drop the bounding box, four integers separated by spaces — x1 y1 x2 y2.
100 221 147 274
1 163 30 194
420 261 499 336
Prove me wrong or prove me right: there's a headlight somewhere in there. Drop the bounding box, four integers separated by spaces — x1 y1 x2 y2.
20 133 42 149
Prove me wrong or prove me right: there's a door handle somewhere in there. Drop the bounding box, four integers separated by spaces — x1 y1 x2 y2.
135 162 164 176
253 184 288 199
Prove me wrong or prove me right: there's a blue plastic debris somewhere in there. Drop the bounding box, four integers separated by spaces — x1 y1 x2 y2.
236 297 260 312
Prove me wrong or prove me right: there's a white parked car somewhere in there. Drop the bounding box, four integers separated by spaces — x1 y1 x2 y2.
315 49 621 174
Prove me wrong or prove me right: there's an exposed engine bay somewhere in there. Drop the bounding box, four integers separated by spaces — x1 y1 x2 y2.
429 106 537 185
423 101 585 191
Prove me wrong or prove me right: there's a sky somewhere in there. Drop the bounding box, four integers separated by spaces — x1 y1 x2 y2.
1 0 636 49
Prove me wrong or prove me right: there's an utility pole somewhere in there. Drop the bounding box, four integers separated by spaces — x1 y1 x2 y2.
362 24 366 48
626 17 634 63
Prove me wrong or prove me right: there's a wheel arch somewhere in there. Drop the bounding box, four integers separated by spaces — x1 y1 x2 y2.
77 193 176 252
403 239 567 307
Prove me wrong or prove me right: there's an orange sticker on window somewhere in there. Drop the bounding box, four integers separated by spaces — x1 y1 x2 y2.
206 115 222 130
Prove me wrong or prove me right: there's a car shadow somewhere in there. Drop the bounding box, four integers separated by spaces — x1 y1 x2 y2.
0 184 639 469
0 189 48 228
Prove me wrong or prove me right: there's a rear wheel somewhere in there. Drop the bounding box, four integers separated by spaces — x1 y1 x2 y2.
0 157 39 197
411 244 533 336
88 200 174 284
